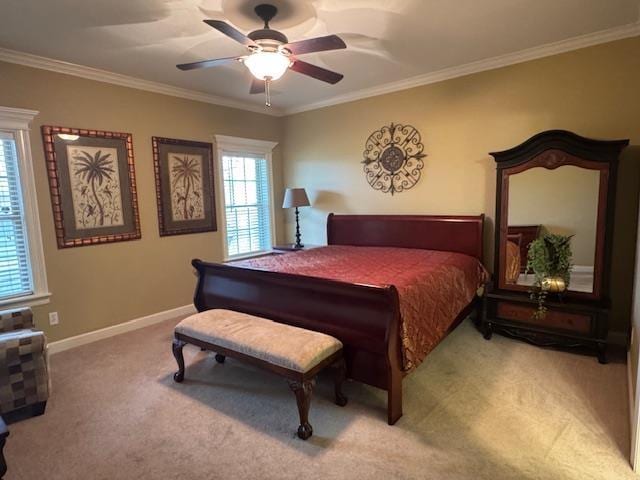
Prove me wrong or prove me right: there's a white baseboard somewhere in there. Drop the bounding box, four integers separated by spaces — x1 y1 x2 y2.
47 304 196 355
571 265 594 274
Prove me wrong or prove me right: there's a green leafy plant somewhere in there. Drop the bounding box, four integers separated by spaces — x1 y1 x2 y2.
525 233 573 319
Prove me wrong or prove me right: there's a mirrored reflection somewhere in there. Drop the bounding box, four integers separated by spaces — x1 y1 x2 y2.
504 165 599 293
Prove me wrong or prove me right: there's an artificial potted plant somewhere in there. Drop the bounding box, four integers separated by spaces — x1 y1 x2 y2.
525 233 573 319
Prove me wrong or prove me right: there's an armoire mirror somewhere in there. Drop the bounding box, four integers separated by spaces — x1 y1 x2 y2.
493 130 626 301
505 165 601 294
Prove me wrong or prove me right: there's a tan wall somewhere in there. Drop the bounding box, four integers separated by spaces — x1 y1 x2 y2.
508 166 599 266
0 61 285 342
631 205 640 403
282 36 640 334
3 35 640 342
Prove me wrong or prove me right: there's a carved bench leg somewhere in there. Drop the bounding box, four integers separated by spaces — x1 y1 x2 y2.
172 339 186 383
333 358 348 407
198 346 225 364
288 379 314 440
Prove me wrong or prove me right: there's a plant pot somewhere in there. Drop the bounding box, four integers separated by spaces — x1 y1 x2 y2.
541 276 566 293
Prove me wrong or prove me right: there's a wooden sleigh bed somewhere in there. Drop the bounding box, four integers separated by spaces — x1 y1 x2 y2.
191 214 485 425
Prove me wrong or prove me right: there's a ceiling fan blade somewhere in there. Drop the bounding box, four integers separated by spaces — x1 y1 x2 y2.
283 35 346 55
249 79 265 94
203 20 257 48
176 56 240 71
289 60 344 84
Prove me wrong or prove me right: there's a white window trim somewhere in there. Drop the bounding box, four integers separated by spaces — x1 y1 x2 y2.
214 135 278 261
0 106 50 308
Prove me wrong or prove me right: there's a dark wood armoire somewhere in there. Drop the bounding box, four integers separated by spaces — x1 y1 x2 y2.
481 130 629 362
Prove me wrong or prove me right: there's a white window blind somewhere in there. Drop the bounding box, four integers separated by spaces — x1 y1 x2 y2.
222 154 272 257
0 131 33 300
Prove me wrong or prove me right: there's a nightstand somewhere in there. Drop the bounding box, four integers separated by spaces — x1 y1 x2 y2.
272 244 319 252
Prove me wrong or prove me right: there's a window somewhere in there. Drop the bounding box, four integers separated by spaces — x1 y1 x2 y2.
0 107 48 307
0 132 31 299
222 154 272 257
215 135 277 259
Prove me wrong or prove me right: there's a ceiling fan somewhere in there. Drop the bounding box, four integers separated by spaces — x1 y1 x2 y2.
177 3 346 107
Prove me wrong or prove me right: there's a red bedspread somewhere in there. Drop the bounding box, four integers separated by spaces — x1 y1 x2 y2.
233 246 487 372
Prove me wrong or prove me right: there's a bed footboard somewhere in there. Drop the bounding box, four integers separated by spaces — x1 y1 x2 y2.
192 259 405 424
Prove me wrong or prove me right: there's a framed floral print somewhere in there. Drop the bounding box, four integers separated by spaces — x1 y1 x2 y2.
152 137 217 236
41 126 141 248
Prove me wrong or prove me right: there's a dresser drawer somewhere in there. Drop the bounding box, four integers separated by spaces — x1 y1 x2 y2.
496 301 591 334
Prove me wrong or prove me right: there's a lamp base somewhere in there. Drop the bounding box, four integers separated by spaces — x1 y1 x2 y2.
294 207 304 251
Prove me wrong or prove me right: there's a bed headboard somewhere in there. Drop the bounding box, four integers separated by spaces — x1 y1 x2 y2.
327 213 485 261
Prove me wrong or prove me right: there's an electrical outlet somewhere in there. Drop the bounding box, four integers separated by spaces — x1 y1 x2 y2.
49 312 59 326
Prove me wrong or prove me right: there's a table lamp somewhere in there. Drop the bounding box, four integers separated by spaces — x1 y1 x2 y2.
282 188 310 249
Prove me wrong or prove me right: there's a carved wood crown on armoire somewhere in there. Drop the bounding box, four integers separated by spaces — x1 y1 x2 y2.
481 130 629 363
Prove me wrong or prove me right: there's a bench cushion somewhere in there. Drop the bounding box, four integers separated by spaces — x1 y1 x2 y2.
175 309 342 373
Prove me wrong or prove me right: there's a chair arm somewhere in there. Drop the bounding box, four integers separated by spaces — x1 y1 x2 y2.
0 330 49 415
0 308 34 333
0 330 46 364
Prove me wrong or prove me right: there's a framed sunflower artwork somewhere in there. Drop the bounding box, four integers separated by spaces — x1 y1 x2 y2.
41 125 141 248
151 137 217 237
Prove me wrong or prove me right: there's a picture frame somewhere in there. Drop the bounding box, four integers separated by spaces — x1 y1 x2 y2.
41 125 142 248
152 137 217 237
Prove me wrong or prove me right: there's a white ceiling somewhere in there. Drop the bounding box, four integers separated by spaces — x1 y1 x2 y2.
1 0 639 114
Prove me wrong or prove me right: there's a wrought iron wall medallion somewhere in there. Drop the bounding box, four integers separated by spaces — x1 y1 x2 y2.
362 123 426 195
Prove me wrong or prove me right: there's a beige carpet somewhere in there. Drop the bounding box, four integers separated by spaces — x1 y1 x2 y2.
4 318 633 480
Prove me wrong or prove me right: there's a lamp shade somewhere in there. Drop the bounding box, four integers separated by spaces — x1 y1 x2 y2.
282 188 310 208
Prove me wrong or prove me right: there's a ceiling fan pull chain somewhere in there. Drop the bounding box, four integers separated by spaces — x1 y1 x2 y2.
265 77 272 107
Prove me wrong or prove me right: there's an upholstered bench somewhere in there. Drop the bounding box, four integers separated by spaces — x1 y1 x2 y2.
172 309 347 440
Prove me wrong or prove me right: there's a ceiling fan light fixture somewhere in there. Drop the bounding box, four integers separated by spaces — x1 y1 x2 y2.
243 51 290 81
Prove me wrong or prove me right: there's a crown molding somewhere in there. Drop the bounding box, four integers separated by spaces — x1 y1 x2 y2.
0 47 284 117
1 19 639 119
283 21 640 115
